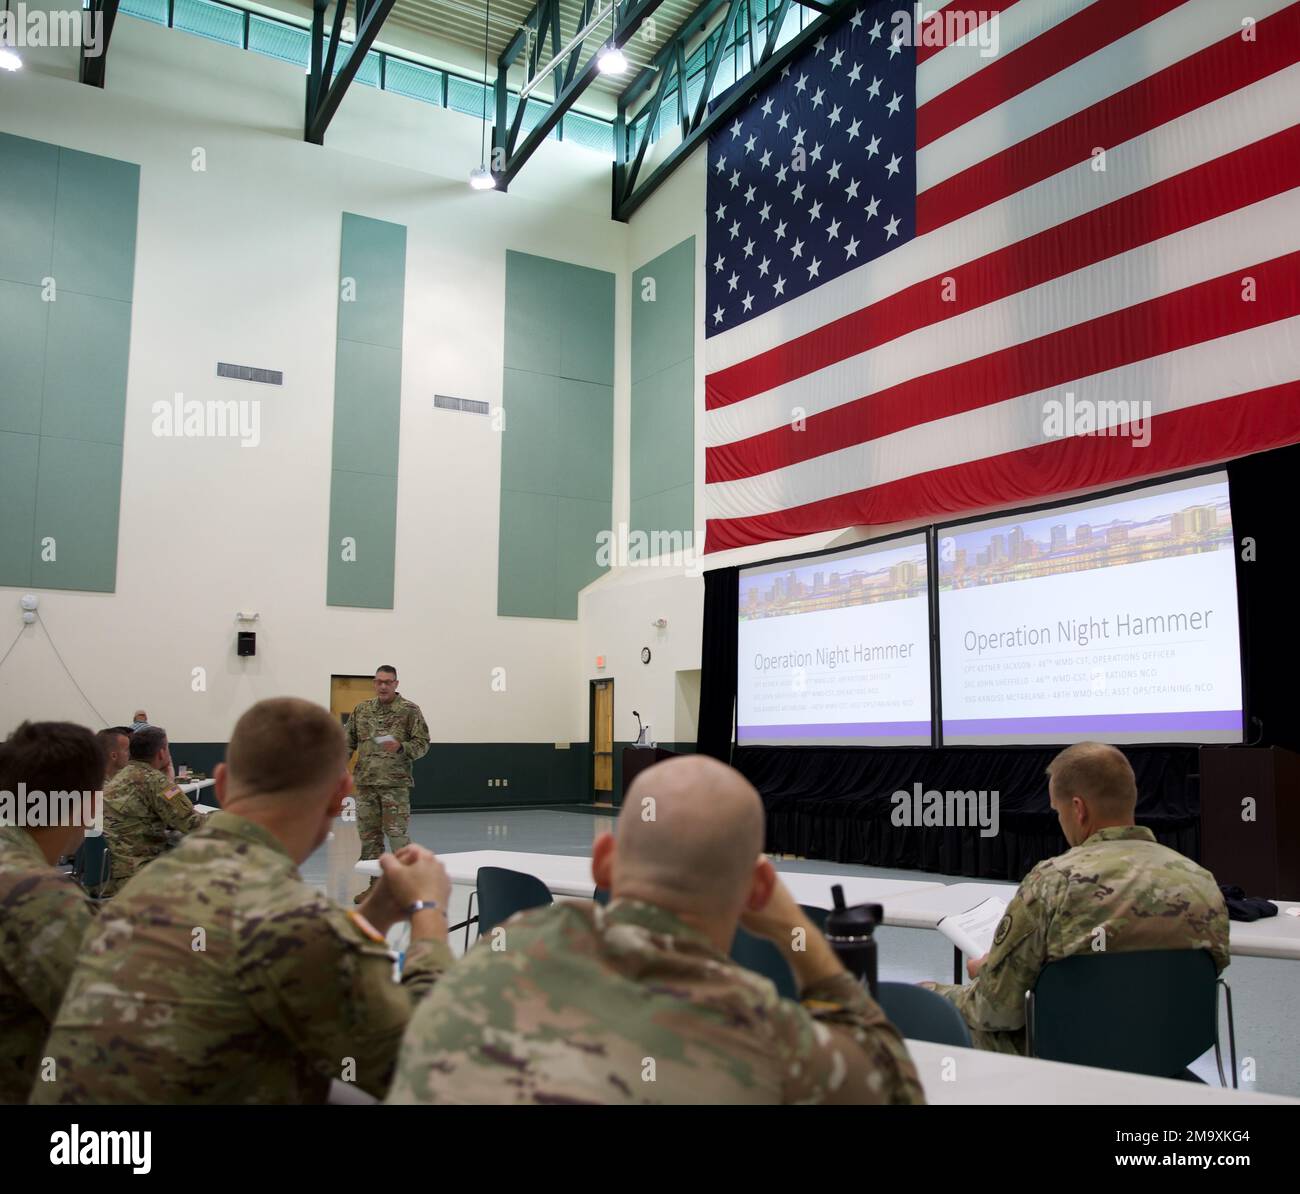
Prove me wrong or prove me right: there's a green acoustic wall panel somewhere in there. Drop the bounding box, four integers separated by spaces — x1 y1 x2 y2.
502 254 562 376
331 339 401 476
327 469 398 608
497 489 558 619
0 133 57 285
0 133 138 592
630 238 695 554
51 148 140 303
631 237 695 383
499 251 614 620
40 292 132 444
630 486 694 556
337 212 406 350
0 433 39 580
0 280 48 436
31 436 123 591
555 379 614 502
500 369 558 495
630 357 693 500
559 268 616 385
327 213 407 608
554 497 610 619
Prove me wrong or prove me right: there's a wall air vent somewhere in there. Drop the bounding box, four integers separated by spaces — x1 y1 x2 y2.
217 362 284 385
435 394 490 416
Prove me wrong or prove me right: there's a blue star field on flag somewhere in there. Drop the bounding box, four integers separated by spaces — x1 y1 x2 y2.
705 6 918 336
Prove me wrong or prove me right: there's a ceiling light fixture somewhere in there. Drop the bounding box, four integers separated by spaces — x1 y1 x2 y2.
596 43 627 74
597 2 626 75
469 0 496 191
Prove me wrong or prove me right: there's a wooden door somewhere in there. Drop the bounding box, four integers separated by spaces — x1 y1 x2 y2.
592 679 614 802
331 674 375 773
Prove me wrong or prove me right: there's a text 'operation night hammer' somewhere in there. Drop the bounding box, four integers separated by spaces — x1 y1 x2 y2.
824 885 883 999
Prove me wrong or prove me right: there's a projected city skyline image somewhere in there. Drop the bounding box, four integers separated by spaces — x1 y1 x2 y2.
938 481 1233 592
740 541 929 621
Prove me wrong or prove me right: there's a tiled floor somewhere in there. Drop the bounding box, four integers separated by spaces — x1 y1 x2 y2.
305 807 1299 1099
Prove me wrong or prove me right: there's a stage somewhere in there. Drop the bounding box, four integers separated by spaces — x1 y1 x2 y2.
734 744 1199 881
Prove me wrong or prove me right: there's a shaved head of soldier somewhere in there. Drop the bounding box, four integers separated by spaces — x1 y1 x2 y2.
214 698 353 862
1046 741 1138 847
591 755 775 951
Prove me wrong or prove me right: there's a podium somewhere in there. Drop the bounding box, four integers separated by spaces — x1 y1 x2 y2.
623 746 676 802
1199 746 1300 899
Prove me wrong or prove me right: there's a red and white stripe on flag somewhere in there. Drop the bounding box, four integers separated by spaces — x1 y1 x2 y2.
703 0 1300 552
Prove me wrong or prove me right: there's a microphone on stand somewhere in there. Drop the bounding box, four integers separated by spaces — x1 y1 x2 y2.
633 711 648 746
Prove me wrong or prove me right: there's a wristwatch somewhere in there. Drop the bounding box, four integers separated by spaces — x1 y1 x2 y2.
406 900 442 916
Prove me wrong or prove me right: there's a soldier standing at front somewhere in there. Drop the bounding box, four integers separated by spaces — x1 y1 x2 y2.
347 665 429 902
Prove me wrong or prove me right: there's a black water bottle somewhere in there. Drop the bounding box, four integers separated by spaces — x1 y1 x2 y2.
823 884 882 999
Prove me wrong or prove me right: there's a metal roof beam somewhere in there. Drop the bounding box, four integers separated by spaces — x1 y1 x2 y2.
305 0 399 144
613 0 848 222
79 0 121 88
490 0 670 191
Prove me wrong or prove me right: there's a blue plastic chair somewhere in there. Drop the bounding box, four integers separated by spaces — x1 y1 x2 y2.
474 867 554 942
730 926 798 999
876 982 972 1047
74 836 112 899
1027 949 1236 1085
730 907 835 999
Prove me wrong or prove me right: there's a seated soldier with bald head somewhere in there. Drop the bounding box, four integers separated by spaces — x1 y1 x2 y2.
387 754 924 1105
927 741 1230 1054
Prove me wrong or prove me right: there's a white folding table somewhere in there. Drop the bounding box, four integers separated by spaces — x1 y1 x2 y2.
905 1039 1299 1105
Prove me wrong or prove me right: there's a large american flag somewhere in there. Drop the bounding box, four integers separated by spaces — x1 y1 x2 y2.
704 0 1300 552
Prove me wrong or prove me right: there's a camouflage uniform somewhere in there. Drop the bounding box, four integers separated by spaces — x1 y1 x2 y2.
386 898 925 1105
32 810 453 1104
931 826 1230 1054
100 760 202 897
0 827 95 1104
346 694 429 858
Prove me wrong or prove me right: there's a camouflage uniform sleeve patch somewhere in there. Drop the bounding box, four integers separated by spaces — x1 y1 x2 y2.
992 913 1012 947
